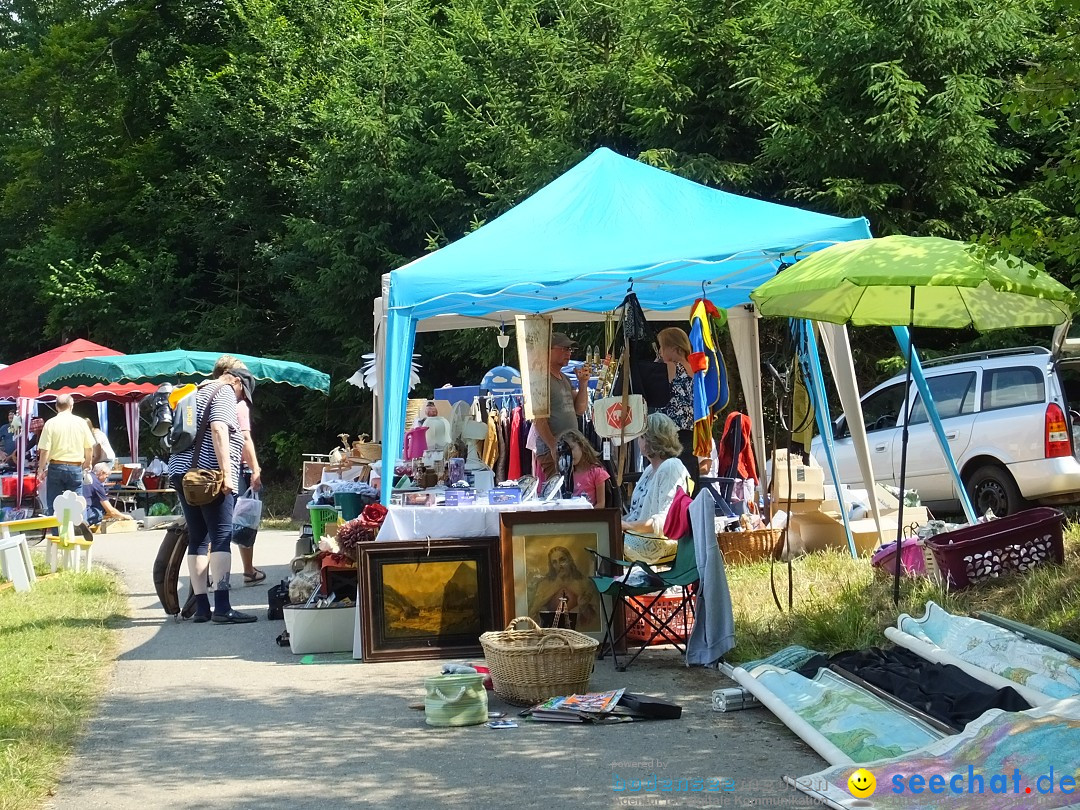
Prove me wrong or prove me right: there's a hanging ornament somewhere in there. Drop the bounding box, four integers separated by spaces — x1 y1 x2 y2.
349 353 421 396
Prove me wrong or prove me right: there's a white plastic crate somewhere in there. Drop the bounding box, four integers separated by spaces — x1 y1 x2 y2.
282 604 356 655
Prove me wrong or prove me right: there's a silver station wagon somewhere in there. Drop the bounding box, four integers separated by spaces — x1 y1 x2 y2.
812 343 1080 517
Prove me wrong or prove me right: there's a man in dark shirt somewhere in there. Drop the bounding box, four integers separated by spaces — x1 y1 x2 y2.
83 462 124 525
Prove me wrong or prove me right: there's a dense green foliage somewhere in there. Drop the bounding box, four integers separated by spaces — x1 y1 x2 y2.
0 0 1076 479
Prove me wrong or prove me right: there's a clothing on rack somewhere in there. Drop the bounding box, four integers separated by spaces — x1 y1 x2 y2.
483 411 499 469
516 407 533 480
508 407 523 480
717 411 758 483
496 411 510 483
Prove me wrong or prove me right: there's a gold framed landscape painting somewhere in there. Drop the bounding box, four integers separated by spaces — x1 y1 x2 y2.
358 538 502 662
498 508 622 644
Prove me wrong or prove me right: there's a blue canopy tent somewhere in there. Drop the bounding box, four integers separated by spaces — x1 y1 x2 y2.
381 148 872 504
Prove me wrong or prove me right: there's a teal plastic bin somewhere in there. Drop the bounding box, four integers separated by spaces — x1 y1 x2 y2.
333 492 365 521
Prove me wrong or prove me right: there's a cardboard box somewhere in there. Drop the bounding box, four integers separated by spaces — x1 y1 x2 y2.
769 450 825 503
786 505 929 558
97 517 138 534
283 603 356 655
403 491 435 507
776 497 837 515
444 487 477 506
487 487 522 505
851 507 929 555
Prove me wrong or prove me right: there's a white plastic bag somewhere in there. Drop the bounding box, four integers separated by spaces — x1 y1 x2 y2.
233 488 263 530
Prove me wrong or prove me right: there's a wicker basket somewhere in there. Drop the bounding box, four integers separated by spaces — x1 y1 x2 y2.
351 438 382 463
479 616 598 706
716 528 784 565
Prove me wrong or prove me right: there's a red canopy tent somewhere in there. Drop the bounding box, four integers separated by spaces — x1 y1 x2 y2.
0 339 158 507
0 338 157 401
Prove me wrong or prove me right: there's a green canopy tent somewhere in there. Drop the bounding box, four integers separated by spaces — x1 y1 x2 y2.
38 350 330 394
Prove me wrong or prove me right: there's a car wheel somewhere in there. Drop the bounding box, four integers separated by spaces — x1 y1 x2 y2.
965 464 1026 518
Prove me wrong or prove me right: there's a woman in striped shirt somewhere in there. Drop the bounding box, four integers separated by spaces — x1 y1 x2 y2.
168 366 257 624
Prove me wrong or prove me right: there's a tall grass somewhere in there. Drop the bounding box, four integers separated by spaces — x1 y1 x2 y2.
726 529 1080 663
0 566 127 810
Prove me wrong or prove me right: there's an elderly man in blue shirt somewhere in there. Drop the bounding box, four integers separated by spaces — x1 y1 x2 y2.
83 462 124 525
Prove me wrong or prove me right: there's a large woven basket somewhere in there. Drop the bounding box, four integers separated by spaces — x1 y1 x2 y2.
351 440 382 463
717 528 784 565
479 616 599 706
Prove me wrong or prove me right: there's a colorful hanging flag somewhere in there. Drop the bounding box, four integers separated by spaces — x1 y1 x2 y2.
688 298 729 456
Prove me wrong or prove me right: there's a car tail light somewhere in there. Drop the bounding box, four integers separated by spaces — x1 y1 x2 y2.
1045 403 1071 458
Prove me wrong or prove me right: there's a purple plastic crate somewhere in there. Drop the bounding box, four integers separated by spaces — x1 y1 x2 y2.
926 507 1064 590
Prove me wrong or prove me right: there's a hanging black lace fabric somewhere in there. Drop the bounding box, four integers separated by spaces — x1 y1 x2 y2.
622 289 650 343
610 291 671 408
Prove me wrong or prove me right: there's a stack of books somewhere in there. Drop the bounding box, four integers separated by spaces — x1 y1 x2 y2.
522 689 683 724
524 689 631 724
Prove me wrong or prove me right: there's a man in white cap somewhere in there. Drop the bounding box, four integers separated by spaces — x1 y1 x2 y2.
533 332 589 479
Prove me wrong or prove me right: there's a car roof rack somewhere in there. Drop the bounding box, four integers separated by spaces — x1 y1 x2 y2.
919 346 1050 369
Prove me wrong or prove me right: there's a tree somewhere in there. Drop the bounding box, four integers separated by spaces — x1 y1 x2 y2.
998 0 1080 283
735 0 1045 236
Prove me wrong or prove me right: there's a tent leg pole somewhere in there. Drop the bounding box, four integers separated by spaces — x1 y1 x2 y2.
894 290 915 606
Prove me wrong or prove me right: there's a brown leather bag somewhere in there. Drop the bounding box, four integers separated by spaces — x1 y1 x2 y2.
181 468 225 506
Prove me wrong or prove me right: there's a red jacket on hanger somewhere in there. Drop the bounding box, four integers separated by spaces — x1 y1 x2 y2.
717 412 757 483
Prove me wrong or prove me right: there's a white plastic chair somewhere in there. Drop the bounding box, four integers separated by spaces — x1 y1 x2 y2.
0 533 34 592
0 515 59 593
48 491 93 573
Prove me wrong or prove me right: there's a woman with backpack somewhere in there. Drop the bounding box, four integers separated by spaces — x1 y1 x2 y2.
167 364 258 624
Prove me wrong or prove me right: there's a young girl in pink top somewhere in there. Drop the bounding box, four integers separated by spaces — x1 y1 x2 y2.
561 429 609 508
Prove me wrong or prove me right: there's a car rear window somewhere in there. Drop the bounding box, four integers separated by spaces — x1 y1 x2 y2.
909 371 977 424
981 366 1045 411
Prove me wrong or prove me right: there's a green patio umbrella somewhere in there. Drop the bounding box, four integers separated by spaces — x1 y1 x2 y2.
750 235 1076 602
37 350 330 394
749 235 1075 329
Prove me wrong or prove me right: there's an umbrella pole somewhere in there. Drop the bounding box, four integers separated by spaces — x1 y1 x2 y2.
894 288 915 606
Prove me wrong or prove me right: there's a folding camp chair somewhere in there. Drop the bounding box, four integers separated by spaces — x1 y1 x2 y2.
589 535 699 672
699 477 742 516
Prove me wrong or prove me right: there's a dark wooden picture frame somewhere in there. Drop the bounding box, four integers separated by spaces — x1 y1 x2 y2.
359 538 502 662
498 508 622 645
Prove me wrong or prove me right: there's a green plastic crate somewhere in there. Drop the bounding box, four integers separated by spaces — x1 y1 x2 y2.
308 505 341 541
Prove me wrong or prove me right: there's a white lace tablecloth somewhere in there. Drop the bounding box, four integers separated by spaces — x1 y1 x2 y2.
376 498 592 541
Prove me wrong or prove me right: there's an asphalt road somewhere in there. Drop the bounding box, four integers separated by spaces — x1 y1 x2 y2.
44 527 826 810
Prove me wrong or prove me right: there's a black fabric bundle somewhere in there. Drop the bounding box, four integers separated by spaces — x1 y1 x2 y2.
797 646 1032 729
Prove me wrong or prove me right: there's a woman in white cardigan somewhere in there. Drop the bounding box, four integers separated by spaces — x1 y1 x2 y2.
622 413 692 563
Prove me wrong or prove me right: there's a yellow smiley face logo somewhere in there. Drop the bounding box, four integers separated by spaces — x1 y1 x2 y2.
847 768 876 798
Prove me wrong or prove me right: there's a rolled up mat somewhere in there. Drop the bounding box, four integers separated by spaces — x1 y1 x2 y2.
152 522 188 616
